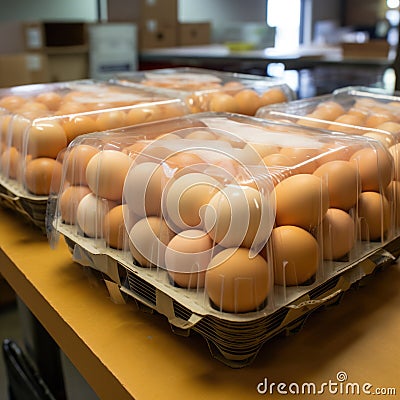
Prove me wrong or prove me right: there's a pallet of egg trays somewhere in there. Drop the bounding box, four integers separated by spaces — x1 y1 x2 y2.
114 67 295 116
48 113 400 367
0 80 188 232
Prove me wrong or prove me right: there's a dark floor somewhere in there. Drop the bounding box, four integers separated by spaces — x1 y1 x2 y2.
0 294 23 400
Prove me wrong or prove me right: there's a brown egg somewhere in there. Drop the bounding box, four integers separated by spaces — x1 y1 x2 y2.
62 115 98 143
185 129 218 140
56 101 87 115
27 120 67 159
314 101 345 121
204 184 273 252
0 114 12 143
365 112 393 128
313 160 360 210
0 147 21 179
205 247 270 313
321 208 355 260
376 121 400 135
350 147 393 192
86 149 132 201
358 191 390 241
126 106 156 125
270 225 319 286
274 174 329 229
295 113 328 129
259 87 287 106
246 142 280 158
234 89 261 115
64 144 99 186
385 180 400 227
11 116 31 151
17 101 48 114
103 204 129 249
165 229 213 289
128 216 174 267
96 110 127 131
164 172 220 229
35 92 63 111
329 114 366 134
209 93 239 113
59 185 92 224
315 143 357 165
124 161 166 217
0 95 26 111
363 130 395 148
223 81 245 94
24 157 63 195
280 147 320 174
389 143 400 180
261 153 295 168
164 151 204 172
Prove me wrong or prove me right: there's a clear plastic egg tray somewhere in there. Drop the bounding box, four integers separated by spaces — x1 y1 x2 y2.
114 67 295 115
47 112 400 367
256 88 400 148
0 79 188 230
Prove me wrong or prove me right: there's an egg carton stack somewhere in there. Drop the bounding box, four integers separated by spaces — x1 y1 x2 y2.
114 67 295 116
0 80 189 231
48 112 400 367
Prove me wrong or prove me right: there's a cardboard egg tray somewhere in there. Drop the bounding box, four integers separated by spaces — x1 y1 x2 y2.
0 176 48 232
57 220 400 368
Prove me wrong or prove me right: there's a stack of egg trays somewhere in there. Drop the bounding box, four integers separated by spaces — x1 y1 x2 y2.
47 112 400 367
113 67 296 116
0 79 188 231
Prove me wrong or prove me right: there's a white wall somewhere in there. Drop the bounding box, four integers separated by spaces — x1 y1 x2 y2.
0 0 99 21
179 0 266 23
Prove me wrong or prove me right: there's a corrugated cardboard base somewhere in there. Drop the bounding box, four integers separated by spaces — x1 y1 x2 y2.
0 177 47 233
57 220 400 367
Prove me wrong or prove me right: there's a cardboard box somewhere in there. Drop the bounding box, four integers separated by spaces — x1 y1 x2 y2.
46 51 88 82
0 53 49 87
88 23 138 80
178 23 211 46
0 22 25 54
141 0 178 24
107 0 178 25
23 21 87 51
341 40 390 59
139 20 177 49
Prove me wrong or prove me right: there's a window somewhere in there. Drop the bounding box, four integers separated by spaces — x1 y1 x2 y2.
266 0 302 49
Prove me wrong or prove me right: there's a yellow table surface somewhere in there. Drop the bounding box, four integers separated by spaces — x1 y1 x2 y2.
1 207 400 400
